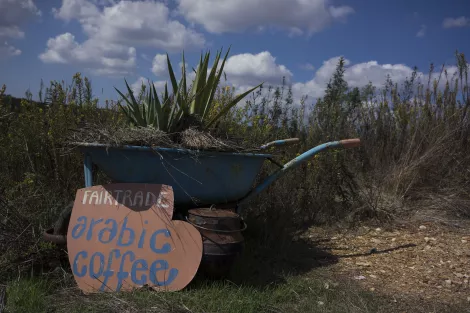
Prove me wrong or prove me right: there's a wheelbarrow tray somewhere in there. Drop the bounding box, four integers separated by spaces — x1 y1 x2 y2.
77 143 271 208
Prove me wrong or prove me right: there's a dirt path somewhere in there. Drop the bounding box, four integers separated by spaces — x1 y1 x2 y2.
304 219 470 310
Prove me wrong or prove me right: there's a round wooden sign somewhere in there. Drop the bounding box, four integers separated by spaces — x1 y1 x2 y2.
66 183 203 293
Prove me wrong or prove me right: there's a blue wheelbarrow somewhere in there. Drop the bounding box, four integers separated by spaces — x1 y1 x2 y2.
72 138 361 213
46 137 361 278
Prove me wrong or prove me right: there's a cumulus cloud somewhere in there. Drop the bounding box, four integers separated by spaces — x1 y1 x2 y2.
0 0 41 58
329 5 355 19
130 76 168 95
301 63 316 71
293 57 420 102
176 0 354 35
152 54 168 77
40 0 205 76
0 42 22 58
223 51 293 87
442 17 470 29
39 32 136 76
416 24 426 37
131 52 196 97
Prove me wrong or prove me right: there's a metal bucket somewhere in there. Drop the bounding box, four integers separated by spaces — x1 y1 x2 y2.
186 207 247 279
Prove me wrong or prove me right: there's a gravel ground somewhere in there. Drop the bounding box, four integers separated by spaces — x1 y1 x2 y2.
303 218 470 309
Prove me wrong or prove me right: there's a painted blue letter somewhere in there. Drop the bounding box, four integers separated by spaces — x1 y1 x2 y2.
149 260 178 286
71 216 87 239
116 251 135 291
86 218 103 241
89 252 105 279
149 229 171 254
99 249 121 291
131 259 148 285
98 219 118 244
72 251 88 277
117 217 135 247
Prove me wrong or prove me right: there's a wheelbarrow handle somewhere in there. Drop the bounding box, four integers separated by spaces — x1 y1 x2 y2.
260 138 300 150
237 138 361 212
339 138 361 149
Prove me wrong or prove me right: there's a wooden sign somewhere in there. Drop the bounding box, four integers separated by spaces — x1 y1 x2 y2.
66 183 203 294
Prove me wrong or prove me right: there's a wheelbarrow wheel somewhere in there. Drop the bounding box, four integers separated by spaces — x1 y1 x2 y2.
44 201 73 246
53 201 73 236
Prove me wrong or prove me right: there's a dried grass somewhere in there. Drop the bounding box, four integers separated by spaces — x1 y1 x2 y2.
67 122 257 152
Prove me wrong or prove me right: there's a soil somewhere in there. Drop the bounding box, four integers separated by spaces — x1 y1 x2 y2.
303 215 470 310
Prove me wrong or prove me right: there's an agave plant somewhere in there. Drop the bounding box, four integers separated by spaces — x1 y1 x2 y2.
115 47 263 132
115 79 185 132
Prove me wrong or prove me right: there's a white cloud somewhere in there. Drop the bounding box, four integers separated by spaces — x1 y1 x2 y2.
301 63 316 71
224 51 293 88
0 0 41 58
416 24 426 37
150 52 195 82
329 5 355 19
176 0 354 35
293 57 419 102
39 32 136 76
0 41 22 58
40 0 205 76
442 17 470 29
130 76 168 95
152 54 168 77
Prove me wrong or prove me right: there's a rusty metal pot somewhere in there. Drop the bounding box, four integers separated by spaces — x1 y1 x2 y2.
186 207 247 279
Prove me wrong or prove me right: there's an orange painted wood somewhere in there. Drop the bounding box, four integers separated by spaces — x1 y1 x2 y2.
66 183 202 294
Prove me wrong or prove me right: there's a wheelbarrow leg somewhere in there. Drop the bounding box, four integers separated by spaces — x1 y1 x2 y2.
84 153 93 187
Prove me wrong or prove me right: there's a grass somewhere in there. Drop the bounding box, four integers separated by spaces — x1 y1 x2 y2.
3 231 382 313
5 278 51 313
4 226 469 313
4 272 380 313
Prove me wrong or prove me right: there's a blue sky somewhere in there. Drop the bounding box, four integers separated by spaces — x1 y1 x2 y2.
1 0 469 105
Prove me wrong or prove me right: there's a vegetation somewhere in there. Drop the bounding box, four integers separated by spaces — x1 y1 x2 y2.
116 47 262 132
1 49 470 312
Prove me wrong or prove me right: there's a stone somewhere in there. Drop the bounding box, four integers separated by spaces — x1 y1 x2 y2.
419 225 427 230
